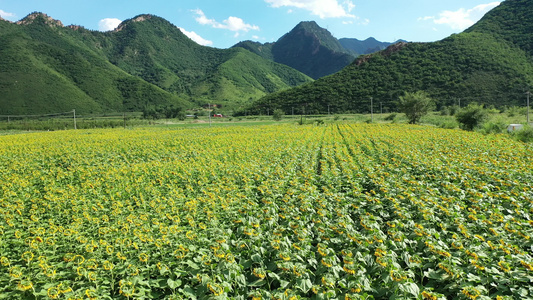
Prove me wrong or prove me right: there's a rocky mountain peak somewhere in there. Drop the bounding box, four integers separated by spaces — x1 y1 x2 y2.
16 12 63 27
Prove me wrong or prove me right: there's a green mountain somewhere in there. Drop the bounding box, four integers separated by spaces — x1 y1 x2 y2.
102 15 312 109
272 21 356 79
0 13 311 115
234 21 357 79
245 0 533 115
0 13 187 115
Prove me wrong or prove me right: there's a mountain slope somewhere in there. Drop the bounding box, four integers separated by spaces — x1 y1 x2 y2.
271 21 356 79
0 13 312 115
0 14 187 115
232 41 274 61
245 0 533 115
98 15 311 109
233 21 357 79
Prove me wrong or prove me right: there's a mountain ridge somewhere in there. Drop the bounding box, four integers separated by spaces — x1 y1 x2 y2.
0 13 312 114
243 0 533 115
232 21 403 79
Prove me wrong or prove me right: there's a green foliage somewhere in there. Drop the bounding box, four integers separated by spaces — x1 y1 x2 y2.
102 15 311 110
142 105 184 120
465 0 533 57
455 103 489 131
506 106 527 117
439 120 459 129
176 111 187 121
440 105 461 116
479 118 507 135
272 109 284 121
397 91 435 124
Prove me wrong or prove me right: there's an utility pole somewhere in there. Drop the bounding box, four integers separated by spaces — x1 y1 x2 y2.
328 104 330 115
380 102 383 115
292 107 294 116
370 97 374 123
73 109 77 130
527 90 530 123
123 112 126 129
208 104 211 127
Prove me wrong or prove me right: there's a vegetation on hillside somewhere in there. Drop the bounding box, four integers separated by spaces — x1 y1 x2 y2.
0 13 311 115
339 37 402 56
0 14 189 115
243 0 533 115
234 21 357 79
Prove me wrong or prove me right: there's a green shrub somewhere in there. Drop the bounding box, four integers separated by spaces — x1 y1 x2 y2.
177 111 186 121
507 106 527 117
397 91 435 124
273 109 284 121
439 121 459 129
455 103 489 131
479 119 507 135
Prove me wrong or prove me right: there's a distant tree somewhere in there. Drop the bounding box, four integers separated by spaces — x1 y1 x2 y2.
397 91 435 124
455 103 489 131
177 111 186 121
273 109 284 121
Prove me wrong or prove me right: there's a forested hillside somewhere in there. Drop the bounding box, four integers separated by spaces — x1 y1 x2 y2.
0 14 312 114
244 0 533 115
0 14 187 114
234 21 357 79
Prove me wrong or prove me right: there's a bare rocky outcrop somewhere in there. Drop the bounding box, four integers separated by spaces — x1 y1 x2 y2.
16 12 63 27
114 14 153 32
68 25 83 31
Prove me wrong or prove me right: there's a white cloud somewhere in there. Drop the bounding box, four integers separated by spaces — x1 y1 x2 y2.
421 2 501 30
193 9 259 33
222 16 260 32
265 0 356 19
192 9 217 26
98 18 122 31
0 9 15 20
179 27 213 46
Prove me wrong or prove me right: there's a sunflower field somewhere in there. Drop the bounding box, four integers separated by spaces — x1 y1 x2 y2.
0 123 532 300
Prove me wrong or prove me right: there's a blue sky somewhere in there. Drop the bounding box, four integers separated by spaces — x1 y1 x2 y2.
0 0 501 48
